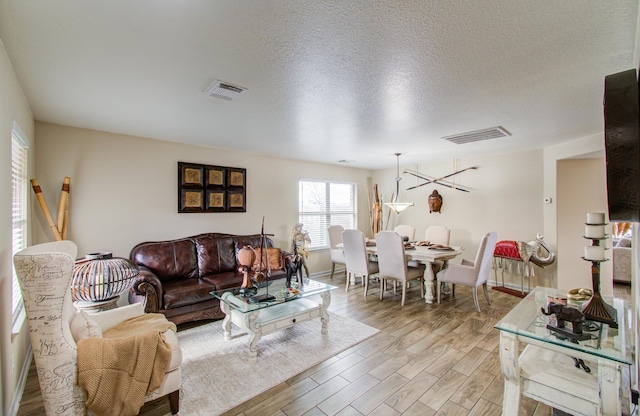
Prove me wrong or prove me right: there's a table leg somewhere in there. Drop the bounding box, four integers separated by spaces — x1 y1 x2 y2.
320 291 331 334
499 331 521 415
222 313 232 341
245 310 261 358
423 261 436 304
598 358 625 415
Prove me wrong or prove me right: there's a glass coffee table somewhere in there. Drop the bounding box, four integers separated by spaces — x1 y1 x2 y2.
211 278 337 357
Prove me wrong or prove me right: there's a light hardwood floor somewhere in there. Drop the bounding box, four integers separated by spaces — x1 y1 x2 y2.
20 277 631 415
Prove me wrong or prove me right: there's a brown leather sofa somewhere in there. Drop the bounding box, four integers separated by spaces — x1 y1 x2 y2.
129 233 289 325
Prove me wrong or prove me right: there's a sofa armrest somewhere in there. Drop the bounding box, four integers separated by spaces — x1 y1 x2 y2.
129 265 164 313
89 302 145 332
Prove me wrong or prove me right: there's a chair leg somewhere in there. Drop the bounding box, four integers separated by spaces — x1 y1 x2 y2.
380 279 385 300
169 390 180 415
401 282 406 306
419 278 424 298
345 271 350 292
437 278 441 304
330 263 336 279
483 283 491 306
473 287 481 312
364 274 369 297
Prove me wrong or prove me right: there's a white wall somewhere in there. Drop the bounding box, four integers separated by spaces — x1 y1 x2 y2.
0 40 35 416
33 122 373 276
370 150 550 288
557 158 612 295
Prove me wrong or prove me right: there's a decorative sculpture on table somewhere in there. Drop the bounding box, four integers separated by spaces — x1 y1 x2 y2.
541 302 590 341
291 223 310 278
492 234 556 297
237 245 257 293
71 252 139 312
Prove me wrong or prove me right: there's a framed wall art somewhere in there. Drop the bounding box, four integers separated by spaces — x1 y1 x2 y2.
178 162 246 213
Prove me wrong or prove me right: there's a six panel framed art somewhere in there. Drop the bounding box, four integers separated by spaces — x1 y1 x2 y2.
178 162 246 213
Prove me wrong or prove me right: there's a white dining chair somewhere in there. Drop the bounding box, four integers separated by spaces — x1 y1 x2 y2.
393 224 416 241
436 231 498 312
376 231 426 306
425 225 450 246
424 225 451 273
327 225 346 278
342 229 379 295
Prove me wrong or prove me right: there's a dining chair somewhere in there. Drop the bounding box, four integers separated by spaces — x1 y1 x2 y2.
424 225 451 273
327 225 346 278
376 231 426 306
393 224 416 241
342 229 379 295
425 225 450 246
436 231 498 312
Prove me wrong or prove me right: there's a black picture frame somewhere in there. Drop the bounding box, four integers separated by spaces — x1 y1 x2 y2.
178 162 246 213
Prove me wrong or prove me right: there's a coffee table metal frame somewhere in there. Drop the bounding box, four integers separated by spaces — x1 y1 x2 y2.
212 278 337 357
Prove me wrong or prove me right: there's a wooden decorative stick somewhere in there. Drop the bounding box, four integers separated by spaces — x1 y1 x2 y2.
57 177 70 236
31 179 62 241
62 183 70 240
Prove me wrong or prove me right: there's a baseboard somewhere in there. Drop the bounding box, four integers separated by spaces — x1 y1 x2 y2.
9 345 32 416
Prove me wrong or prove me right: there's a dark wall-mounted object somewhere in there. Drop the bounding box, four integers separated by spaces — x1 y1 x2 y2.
604 69 640 222
178 162 246 213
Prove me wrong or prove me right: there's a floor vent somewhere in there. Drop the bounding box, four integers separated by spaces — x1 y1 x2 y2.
205 80 247 101
442 126 511 145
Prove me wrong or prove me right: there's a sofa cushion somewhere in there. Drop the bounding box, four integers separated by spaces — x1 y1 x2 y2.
71 311 102 342
201 271 245 291
253 247 283 271
193 234 237 275
162 278 216 309
131 238 198 282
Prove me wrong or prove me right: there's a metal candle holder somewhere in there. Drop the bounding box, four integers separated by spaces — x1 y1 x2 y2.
581 234 618 328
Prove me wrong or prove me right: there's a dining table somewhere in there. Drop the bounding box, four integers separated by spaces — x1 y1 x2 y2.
363 243 464 304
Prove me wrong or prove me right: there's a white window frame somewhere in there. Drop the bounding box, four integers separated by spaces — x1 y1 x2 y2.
298 179 357 250
11 120 29 327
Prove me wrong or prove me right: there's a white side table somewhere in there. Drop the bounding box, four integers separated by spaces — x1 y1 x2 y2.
495 287 633 416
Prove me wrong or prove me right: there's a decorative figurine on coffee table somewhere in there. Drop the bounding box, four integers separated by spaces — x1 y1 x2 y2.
237 245 257 296
291 223 311 278
541 302 591 341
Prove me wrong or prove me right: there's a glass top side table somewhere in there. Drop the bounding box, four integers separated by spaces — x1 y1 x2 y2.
494 286 633 415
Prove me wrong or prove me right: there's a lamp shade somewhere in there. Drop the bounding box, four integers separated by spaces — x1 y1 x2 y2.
71 252 139 302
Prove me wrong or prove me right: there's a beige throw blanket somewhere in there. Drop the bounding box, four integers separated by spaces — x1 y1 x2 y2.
77 313 176 416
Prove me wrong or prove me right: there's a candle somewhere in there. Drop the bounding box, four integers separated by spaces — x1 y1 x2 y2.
585 225 605 239
587 212 605 224
584 246 605 261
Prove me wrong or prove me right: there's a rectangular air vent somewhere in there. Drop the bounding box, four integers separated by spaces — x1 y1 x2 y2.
205 80 247 101
442 126 511 145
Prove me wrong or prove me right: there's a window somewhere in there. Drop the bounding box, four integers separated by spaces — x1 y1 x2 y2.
11 121 29 322
299 179 357 249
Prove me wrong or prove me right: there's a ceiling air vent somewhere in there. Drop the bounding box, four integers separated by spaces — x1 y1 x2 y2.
205 80 247 101
442 126 511 145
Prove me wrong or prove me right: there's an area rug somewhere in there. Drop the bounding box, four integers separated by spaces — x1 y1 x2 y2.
176 313 379 415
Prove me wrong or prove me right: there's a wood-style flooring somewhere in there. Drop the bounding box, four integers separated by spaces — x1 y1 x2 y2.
19 276 631 416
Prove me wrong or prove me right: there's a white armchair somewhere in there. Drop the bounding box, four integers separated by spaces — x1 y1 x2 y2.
13 241 181 415
436 232 497 312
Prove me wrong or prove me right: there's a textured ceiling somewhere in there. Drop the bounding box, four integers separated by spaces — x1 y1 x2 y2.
0 1 638 169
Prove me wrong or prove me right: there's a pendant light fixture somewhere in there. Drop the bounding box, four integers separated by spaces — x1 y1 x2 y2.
384 153 414 213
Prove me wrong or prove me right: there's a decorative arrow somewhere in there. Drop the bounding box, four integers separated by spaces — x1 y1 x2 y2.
403 166 478 192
